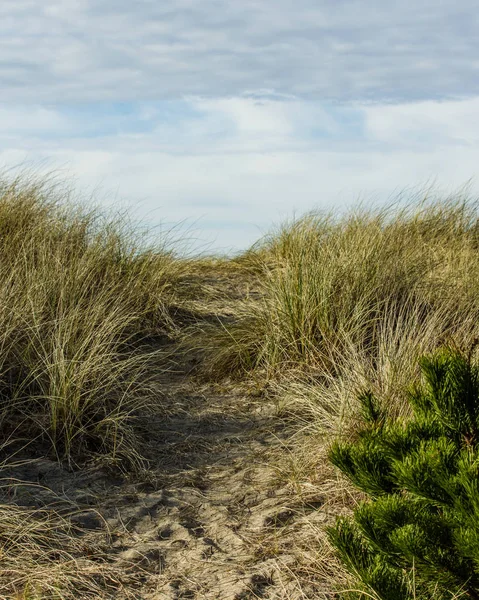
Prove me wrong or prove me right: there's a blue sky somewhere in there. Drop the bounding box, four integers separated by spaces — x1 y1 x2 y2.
1 0 479 251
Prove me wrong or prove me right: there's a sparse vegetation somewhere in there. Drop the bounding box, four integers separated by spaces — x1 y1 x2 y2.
3 174 479 598
0 498 118 599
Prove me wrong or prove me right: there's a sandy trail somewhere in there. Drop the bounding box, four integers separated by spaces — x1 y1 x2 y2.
3 367 329 599
103 361 325 599
1 277 332 598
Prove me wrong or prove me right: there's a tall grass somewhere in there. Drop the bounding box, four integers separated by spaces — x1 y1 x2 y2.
4 175 479 596
221 197 479 368
0 174 182 462
211 193 479 421
211 193 479 596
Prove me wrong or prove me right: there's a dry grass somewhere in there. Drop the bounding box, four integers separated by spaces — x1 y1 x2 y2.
0 501 115 599
0 174 185 463
213 192 479 398
202 189 479 596
4 176 479 598
0 172 190 598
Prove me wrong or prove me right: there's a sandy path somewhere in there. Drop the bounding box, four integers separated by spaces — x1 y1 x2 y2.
2 365 330 599
104 369 303 599
1 276 332 598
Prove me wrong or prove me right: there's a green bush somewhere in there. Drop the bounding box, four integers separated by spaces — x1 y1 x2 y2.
328 347 479 599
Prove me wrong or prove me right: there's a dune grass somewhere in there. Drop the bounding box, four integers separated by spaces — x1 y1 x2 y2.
205 192 479 598
3 175 479 597
214 194 479 394
0 174 183 464
0 501 114 599
0 173 191 599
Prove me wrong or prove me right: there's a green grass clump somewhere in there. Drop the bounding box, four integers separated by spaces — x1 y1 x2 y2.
215 193 479 386
328 347 479 599
0 174 182 462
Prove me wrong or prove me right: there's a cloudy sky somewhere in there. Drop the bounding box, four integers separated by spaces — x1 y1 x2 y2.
1 0 479 251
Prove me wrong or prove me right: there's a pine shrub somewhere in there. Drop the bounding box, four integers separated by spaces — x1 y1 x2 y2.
328 347 479 599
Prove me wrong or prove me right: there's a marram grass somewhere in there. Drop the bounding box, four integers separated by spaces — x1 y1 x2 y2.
213 195 479 388
3 175 479 598
0 174 183 463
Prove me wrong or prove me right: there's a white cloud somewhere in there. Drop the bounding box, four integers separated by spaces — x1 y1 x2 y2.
0 96 478 252
0 106 68 135
364 98 479 147
1 1 477 251
0 0 478 102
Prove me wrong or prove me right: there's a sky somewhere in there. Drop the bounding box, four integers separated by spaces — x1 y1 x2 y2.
1 0 479 252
